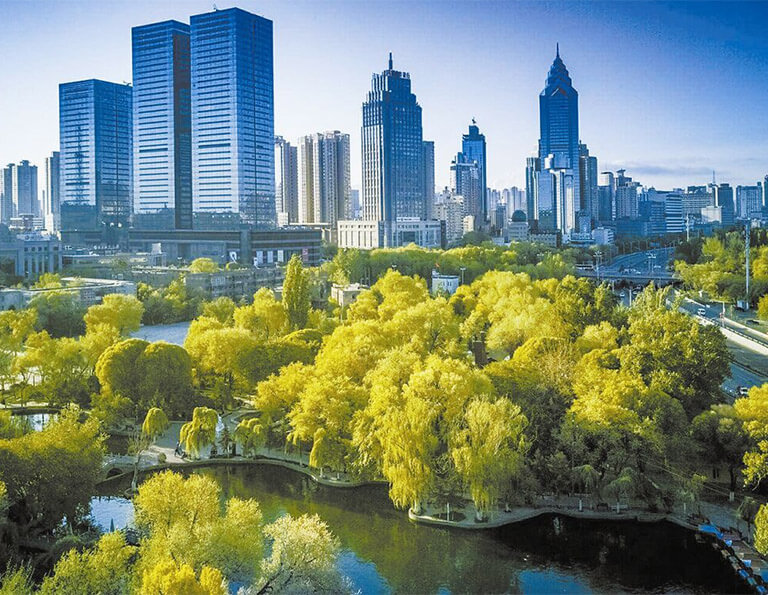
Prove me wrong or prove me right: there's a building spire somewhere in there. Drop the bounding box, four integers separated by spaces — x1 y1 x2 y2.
556 42 560 58
388 52 393 70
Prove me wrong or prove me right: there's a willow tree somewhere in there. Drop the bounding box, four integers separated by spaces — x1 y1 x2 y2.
452 398 528 520
179 407 219 459
234 417 267 457
755 504 768 556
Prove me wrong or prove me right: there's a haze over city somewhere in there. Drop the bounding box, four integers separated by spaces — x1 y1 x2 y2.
1 0 767 191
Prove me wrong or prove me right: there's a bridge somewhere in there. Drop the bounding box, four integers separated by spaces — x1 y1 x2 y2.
574 247 681 287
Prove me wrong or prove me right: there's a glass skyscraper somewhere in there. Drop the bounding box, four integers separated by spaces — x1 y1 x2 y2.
132 20 192 230
59 79 132 233
190 7 275 229
362 54 425 223
527 46 582 235
461 121 487 223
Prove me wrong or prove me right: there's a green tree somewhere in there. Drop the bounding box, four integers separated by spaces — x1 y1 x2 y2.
188 258 220 273
179 407 219 459
255 514 343 594
142 407 169 442
282 255 311 330
691 405 749 492
755 503 768 555
84 294 144 336
233 288 288 341
40 532 133 595
27 291 86 338
202 297 236 325
32 272 63 289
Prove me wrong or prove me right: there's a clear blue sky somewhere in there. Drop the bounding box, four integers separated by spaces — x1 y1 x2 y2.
1 0 767 192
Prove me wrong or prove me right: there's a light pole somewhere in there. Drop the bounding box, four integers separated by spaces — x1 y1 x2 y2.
459 266 466 285
594 250 602 283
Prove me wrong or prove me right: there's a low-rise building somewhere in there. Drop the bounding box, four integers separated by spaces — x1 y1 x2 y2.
330 283 368 309
337 219 443 249
0 277 136 310
431 270 459 295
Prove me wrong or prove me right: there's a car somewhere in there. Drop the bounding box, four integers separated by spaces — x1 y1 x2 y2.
739 386 751 396
697 307 706 316
619 291 626 298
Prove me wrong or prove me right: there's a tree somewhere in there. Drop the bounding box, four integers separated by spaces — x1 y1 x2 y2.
734 384 768 487
179 407 219 459
254 514 343 595
32 272 63 289
755 503 768 555
691 405 749 493
142 407 169 442
94 338 149 415
201 297 235 325
27 291 86 338
136 341 194 416
40 532 133 595
234 417 267 457
188 258 220 274
84 294 144 336
282 254 311 330
233 288 288 341
140 560 227 595
452 398 528 519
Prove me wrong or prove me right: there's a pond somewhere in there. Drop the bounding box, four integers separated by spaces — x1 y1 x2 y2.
92 464 743 594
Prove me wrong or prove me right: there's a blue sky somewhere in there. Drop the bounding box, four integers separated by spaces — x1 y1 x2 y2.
1 0 767 192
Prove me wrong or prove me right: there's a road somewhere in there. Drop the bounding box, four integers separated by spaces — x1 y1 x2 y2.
723 363 766 400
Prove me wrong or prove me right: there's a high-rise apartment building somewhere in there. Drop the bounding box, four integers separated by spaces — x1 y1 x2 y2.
275 136 298 225
361 54 425 225
579 143 598 227
614 169 640 219
132 20 192 229
298 131 350 226
43 152 60 231
59 79 133 233
736 185 761 219
423 141 435 220
461 121 487 223
10 160 39 217
190 7 275 228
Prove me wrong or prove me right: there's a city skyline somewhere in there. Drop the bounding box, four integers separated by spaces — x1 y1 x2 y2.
1 0 767 195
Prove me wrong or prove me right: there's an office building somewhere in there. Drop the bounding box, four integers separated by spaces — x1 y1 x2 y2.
508 209 529 242
0 167 12 224
423 141 435 219
132 20 192 230
713 183 735 226
615 169 640 219
361 54 425 228
434 190 465 246
527 46 582 236
59 79 133 236
450 153 482 229
579 143 598 225
297 131 350 227
43 152 60 232
597 171 615 223
461 121 487 222
350 189 361 219
337 219 442 250
190 7 275 228
3 161 39 218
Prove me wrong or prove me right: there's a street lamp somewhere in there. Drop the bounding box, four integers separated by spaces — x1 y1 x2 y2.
594 251 602 283
459 266 466 285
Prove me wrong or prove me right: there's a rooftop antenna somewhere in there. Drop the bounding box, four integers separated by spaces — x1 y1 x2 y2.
388 52 393 70
471 117 476 126
556 42 560 58
213 3 218 10
712 170 716 185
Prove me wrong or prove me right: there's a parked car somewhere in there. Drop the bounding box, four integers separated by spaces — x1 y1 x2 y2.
697 307 706 316
739 386 751 396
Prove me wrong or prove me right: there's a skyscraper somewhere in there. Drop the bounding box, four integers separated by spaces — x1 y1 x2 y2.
59 79 132 233
10 160 39 217
132 20 192 229
713 183 735 226
597 171 615 223
361 53 425 223
0 166 12 224
422 141 435 220
461 121 487 223
450 153 482 228
579 143 598 227
190 7 274 228
528 46 581 235
615 169 640 219
736 184 761 219
43 152 60 231
298 131 350 226
275 136 298 225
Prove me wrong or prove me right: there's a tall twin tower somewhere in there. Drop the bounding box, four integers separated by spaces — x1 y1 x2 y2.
58 7 275 235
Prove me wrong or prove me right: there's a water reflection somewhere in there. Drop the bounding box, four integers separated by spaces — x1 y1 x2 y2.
92 465 741 594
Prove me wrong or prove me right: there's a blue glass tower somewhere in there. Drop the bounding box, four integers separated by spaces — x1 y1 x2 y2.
59 79 132 234
539 45 579 169
190 7 275 229
362 53 425 222
461 121 487 223
132 20 192 230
